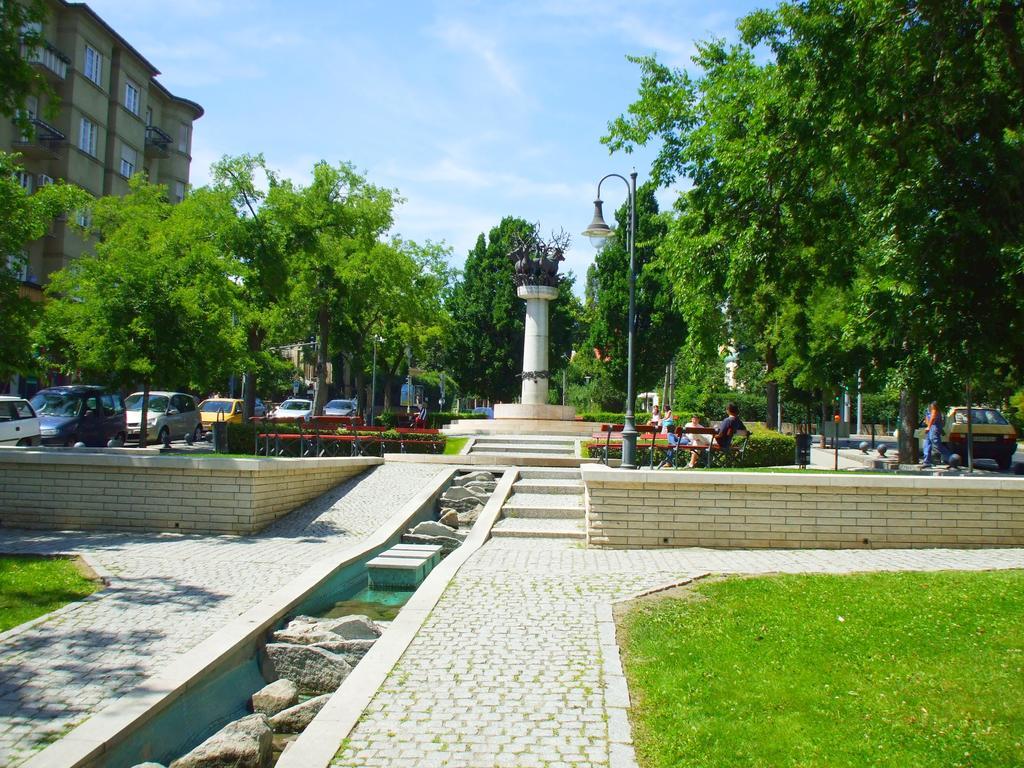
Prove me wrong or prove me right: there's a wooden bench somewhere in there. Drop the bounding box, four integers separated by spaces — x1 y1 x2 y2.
391 427 443 454
594 423 624 465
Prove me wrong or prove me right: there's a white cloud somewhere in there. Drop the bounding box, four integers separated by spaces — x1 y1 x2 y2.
430 19 524 97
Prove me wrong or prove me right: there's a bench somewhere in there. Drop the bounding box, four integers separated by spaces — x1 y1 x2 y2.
392 427 443 454
593 423 624 465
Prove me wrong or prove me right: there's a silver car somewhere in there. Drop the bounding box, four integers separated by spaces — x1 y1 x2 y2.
324 399 357 416
126 391 201 444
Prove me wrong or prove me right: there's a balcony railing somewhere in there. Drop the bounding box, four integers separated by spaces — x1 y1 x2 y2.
144 125 173 157
20 41 70 80
13 117 66 154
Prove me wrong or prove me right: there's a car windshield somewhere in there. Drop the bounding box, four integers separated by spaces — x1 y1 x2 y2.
29 391 82 417
953 408 1009 425
281 400 310 410
125 394 169 412
200 401 235 414
327 400 355 409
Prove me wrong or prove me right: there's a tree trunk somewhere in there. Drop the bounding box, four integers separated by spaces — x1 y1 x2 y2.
382 375 392 412
139 379 151 447
313 306 330 416
820 390 828 449
242 325 261 420
354 370 366 418
898 389 919 465
765 347 778 430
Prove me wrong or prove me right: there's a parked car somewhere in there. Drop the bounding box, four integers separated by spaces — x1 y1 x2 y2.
270 398 313 419
31 386 127 447
0 396 41 446
198 398 245 432
125 391 201 444
324 398 357 417
914 406 1018 470
254 398 268 418
472 406 494 419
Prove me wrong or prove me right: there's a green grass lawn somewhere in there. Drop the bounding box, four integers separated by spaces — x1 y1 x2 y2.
0 555 101 633
620 571 1024 768
443 437 469 455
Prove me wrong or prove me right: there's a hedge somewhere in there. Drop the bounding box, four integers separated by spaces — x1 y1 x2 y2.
577 411 651 425
585 426 796 469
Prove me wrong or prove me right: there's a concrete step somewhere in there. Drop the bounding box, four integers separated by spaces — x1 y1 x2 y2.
512 478 584 495
517 468 583 480
502 493 584 519
491 517 586 539
472 443 575 456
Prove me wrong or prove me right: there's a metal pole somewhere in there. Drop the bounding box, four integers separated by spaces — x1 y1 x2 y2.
369 337 378 426
562 367 567 406
856 369 863 435
406 345 413 414
966 382 974 473
621 171 639 469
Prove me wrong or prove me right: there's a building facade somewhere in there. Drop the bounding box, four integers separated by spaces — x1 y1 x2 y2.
2 0 204 293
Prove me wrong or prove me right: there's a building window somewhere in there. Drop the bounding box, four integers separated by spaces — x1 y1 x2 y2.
16 171 34 193
120 144 137 178
84 45 103 86
6 253 31 282
124 80 140 115
145 106 152 126
177 122 189 152
78 116 98 156
76 208 92 228
173 180 186 203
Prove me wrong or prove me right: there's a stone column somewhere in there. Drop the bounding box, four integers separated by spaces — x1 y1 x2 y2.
518 284 558 405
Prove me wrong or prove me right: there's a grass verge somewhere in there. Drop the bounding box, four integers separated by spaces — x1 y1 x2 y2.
443 437 469 455
0 555 101 633
620 571 1024 768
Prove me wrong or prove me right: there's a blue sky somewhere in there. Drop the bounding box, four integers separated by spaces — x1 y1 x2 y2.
87 0 762 288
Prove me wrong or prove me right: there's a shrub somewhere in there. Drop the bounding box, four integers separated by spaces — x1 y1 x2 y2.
577 411 651 425
427 412 486 428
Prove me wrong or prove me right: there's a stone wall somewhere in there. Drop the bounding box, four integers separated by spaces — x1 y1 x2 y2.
0 450 382 534
581 465 1024 549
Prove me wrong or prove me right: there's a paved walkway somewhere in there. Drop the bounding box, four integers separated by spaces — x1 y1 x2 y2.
334 538 1024 768
0 462 444 767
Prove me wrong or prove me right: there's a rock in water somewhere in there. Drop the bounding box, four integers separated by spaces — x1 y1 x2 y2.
441 486 480 502
402 533 463 555
131 764 166 768
321 615 382 640
269 694 332 734
169 713 272 768
251 679 297 717
312 637 376 663
410 520 465 540
452 471 495 486
438 509 460 528
271 625 337 645
263 644 351 695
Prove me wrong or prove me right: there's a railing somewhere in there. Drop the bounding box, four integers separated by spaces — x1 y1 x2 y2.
13 117 65 151
144 125 172 156
21 41 69 79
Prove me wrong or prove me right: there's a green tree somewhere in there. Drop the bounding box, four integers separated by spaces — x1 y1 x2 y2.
0 152 89 380
42 177 240 444
266 161 397 415
583 183 684 408
446 217 579 402
0 0 51 135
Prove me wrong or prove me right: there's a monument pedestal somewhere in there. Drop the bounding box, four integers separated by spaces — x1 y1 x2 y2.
497 284 577 423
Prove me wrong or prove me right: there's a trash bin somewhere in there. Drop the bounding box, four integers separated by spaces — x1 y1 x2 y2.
795 432 812 468
211 421 228 454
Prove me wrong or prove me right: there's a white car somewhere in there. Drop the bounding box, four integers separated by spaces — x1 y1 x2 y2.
271 398 313 419
0 396 41 446
125 391 202 444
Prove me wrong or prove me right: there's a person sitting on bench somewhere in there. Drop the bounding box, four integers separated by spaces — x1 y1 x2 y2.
414 402 428 429
715 402 745 451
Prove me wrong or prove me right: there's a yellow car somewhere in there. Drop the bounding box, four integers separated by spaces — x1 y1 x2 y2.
197 398 245 432
914 406 1018 470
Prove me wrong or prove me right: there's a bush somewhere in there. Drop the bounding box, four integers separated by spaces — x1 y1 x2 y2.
577 411 651 425
224 420 445 455
585 425 796 468
427 412 486 428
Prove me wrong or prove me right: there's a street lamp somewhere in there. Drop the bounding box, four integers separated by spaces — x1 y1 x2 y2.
583 171 639 469
369 334 382 426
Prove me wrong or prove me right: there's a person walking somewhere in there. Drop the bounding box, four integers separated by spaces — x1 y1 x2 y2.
921 401 951 467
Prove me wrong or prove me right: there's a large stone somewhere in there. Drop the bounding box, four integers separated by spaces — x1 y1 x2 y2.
263 644 351 695
131 764 166 768
452 471 495 486
409 520 465 540
311 638 375 665
441 486 482 502
251 679 297 717
320 615 382 640
268 693 331 734
438 509 460 528
457 508 480 527
169 713 272 768
271 625 337 646
402 533 462 555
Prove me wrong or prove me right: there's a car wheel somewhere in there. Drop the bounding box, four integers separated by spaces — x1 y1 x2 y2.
191 424 202 443
116 432 126 446
64 434 77 447
157 426 170 445
996 453 1012 472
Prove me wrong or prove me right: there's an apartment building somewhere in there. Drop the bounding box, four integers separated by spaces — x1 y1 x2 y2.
1 0 204 294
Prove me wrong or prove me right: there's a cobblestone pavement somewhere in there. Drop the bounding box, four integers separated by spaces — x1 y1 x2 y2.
0 462 444 767
335 538 1024 768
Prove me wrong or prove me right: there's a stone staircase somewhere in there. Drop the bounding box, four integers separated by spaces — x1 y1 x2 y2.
491 467 586 540
469 434 577 458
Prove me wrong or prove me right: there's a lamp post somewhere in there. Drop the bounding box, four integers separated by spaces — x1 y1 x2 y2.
369 335 382 426
583 171 639 469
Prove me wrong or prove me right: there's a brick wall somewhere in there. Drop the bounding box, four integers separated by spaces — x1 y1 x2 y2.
581 466 1024 549
0 451 382 534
